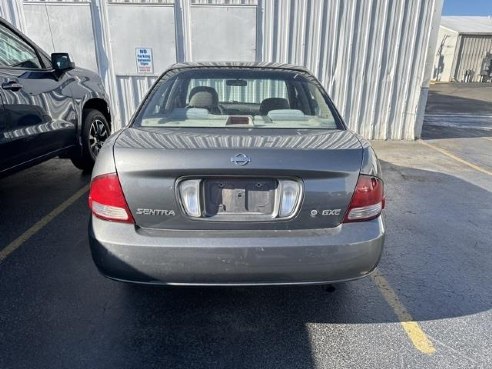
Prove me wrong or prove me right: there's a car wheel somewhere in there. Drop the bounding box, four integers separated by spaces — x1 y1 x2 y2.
71 109 110 170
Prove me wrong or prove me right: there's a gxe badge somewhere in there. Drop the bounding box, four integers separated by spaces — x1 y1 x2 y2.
231 153 251 166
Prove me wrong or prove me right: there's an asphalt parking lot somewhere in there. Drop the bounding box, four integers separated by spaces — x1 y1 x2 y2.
1 84 491 369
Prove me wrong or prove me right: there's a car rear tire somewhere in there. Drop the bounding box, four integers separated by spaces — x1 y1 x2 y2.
70 109 110 170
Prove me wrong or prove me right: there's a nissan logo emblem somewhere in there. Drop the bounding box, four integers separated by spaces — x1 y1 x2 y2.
231 153 251 166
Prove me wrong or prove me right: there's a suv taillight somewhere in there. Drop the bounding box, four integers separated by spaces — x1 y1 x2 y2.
88 173 134 223
343 175 384 223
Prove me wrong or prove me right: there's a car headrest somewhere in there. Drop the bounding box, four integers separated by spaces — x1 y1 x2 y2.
259 97 290 115
188 86 219 108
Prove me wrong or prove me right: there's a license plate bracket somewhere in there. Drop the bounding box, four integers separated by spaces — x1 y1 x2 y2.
203 178 278 217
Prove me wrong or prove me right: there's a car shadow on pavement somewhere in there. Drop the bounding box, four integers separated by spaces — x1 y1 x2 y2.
1 159 491 369
84 160 492 368
375 160 492 323
0 159 91 248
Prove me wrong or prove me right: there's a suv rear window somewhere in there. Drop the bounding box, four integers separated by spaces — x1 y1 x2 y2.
134 68 340 130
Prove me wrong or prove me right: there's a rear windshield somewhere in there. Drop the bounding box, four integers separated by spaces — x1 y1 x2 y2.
133 68 342 129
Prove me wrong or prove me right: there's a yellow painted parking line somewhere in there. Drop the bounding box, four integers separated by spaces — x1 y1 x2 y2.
421 141 492 176
371 270 436 355
0 184 89 263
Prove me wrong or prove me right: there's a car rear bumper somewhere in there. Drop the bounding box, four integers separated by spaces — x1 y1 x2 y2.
89 216 385 286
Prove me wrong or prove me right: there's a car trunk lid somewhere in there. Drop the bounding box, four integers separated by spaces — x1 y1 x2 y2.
114 127 363 230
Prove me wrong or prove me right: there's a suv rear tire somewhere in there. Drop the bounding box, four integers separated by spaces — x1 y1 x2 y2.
70 109 110 170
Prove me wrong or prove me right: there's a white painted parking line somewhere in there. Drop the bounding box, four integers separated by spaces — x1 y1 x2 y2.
0 185 89 263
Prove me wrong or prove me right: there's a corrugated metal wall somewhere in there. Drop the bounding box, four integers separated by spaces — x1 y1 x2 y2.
260 0 442 139
453 34 492 82
0 0 442 139
115 76 158 126
0 0 25 30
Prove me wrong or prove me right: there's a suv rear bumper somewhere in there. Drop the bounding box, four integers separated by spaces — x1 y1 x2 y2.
89 216 385 286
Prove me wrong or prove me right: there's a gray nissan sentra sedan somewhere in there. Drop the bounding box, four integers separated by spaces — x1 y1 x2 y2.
88 62 385 286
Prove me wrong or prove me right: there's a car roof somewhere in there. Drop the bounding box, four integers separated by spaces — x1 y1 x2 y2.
165 62 312 74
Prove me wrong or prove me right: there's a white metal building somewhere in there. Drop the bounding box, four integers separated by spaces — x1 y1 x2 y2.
433 16 492 83
0 0 442 139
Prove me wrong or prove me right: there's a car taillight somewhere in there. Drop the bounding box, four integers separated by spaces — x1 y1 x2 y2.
343 175 384 223
88 173 134 223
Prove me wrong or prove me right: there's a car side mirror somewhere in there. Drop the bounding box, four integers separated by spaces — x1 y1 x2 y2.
51 53 75 72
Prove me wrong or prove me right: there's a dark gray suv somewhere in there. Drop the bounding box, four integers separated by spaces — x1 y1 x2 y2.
0 18 112 176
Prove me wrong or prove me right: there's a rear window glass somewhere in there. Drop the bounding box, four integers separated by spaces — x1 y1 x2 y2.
133 68 340 130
